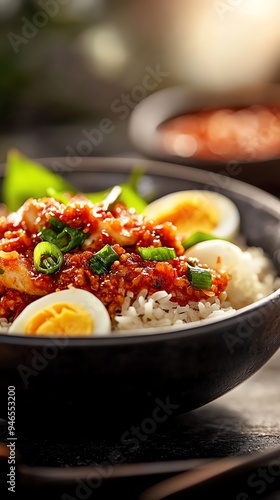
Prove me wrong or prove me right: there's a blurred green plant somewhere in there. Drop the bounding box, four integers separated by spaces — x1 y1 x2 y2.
3 149 148 213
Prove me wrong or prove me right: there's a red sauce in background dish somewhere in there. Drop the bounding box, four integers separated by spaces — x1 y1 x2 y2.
159 105 280 162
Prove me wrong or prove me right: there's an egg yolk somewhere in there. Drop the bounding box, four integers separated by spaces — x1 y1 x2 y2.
153 201 219 237
24 302 94 336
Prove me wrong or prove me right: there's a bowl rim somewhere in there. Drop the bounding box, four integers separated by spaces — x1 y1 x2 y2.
1 287 280 346
0 155 280 346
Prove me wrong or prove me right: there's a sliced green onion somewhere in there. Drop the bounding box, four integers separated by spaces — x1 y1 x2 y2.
47 217 65 230
39 226 59 245
138 247 177 261
187 264 212 290
0 269 4 274
34 242 63 274
182 232 226 250
55 226 88 252
88 244 119 275
40 217 87 253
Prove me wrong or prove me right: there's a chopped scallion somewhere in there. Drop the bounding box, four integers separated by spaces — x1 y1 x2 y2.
40 217 87 253
34 242 63 274
187 264 212 290
55 226 88 253
138 247 177 261
88 244 119 275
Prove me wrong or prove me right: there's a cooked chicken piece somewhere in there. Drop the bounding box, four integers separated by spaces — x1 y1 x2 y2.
17 197 63 234
0 250 50 296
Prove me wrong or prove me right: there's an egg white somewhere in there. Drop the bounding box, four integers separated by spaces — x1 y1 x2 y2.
143 190 240 241
8 287 111 336
184 239 244 273
184 240 251 308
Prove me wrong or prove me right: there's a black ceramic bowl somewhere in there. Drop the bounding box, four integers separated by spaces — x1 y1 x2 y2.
128 84 280 193
0 156 280 433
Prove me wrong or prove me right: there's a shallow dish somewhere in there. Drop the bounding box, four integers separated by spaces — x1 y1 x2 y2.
0 156 280 432
128 84 280 192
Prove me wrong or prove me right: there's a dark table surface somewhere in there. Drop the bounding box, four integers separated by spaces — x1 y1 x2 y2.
1 349 279 499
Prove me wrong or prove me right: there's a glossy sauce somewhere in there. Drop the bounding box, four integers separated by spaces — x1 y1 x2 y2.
0 197 229 322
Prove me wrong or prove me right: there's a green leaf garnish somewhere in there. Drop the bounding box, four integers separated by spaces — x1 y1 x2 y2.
46 187 72 205
85 168 148 212
182 231 227 250
3 150 75 212
3 150 148 213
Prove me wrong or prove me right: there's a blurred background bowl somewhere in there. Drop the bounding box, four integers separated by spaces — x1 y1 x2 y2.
128 84 280 193
3 0 280 185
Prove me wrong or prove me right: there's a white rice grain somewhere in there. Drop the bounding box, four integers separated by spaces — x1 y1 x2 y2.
114 247 279 332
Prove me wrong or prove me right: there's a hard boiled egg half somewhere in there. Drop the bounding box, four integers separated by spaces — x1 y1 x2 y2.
184 240 256 309
8 287 111 336
184 239 243 274
142 190 240 241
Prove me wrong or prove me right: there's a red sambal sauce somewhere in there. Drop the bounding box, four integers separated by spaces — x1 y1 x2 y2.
0 197 230 322
56 252 229 319
159 105 280 162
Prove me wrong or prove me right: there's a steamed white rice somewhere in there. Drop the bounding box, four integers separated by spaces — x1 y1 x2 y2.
113 289 234 330
113 246 280 332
